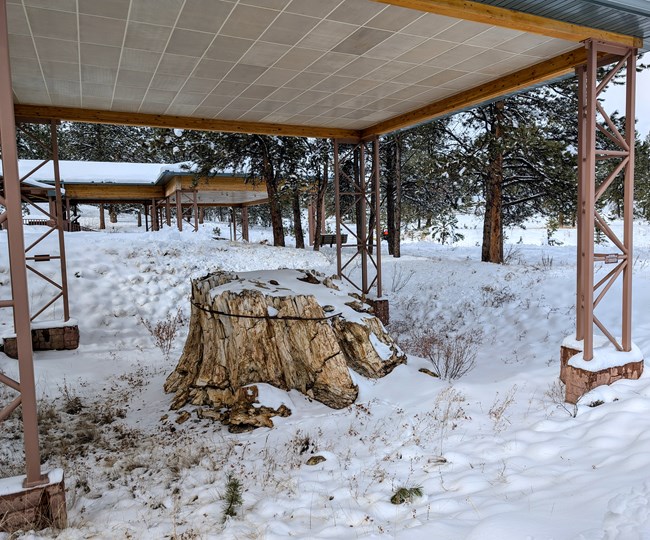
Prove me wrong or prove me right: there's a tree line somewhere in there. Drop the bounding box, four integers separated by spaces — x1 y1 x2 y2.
15 75 650 263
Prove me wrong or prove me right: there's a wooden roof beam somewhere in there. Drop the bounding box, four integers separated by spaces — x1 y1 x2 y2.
12 104 362 141
371 0 643 47
362 46 590 137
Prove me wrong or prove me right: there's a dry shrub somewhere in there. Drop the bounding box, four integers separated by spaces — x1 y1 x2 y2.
481 285 516 307
407 327 482 380
140 308 183 359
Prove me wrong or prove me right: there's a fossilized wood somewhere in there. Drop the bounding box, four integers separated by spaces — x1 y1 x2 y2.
331 316 403 378
165 271 406 421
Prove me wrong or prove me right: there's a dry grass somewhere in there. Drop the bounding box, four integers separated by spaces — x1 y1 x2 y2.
140 308 184 360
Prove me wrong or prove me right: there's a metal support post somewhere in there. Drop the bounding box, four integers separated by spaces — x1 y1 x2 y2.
576 39 637 360
49 120 70 320
622 49 636 351
332 137 382 298
576 65 586 341
99 203 106 229
0 0 44 487
192 190 199 231
151 199 158 231
175 190 182 231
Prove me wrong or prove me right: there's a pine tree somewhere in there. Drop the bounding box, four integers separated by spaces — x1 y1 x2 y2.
452 80 579 263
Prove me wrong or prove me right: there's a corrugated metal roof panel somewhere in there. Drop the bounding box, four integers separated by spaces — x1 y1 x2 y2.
476 0 650 48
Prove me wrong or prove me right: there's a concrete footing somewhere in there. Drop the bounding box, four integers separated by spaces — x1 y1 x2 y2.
3 322 79 358
560 340 644 404
0 470 67 533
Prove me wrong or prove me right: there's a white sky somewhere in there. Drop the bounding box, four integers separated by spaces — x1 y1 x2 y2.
601 57 650 140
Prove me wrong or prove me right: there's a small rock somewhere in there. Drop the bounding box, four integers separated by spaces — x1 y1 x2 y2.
269 279 279 286
323 277 339 290
297 272 320 284
418 368 439 378
306 455 326 466
323 305 336 313
175 411 191 424
160 414 169 422
196 408 222 421
344 300 366 312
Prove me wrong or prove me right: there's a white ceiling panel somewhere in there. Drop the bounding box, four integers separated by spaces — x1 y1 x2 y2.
7 0 578 130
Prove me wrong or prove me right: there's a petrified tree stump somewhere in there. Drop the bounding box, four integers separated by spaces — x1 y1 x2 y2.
164 270 405 428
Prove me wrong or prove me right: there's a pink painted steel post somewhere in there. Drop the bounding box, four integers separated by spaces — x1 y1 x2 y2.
49 120 70 320
151 199 158 231
622 50 636 351
0 0 44 487
192 190 198 232
358 143 368 295
575 66 586 342
373 137 382 298
333 139 342 277
175 190 182 231
582 41 598 361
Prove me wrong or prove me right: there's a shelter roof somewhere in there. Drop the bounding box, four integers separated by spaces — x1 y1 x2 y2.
3 159 269 205
7 0 646 138
1 160 243 185
2 159 172 185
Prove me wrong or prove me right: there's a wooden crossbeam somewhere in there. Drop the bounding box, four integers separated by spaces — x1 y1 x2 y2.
12 104 362 141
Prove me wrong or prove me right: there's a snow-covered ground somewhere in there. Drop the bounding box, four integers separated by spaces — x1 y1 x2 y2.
2 208 650 539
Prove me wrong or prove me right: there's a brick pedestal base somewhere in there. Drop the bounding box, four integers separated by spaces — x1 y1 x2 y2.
368 298 389 326
2 324 79 359
560 345 643 404
0 471 67 532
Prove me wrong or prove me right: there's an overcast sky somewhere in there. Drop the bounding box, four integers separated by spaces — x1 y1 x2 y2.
601 57 650 140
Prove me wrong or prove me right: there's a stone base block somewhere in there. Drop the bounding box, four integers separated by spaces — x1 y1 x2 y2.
3 324 79 359
368 298 389 326
0 471 67 533
560 344 643 404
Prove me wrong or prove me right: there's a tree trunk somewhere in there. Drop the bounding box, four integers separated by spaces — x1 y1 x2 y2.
386 141 395 256
368 184 376 255
393 135 402 258
354 148 364 252
99 203 106 229
292 188 305 249
313 158 327 251
108 204 118 223
266 175 285 247
481 101 505 264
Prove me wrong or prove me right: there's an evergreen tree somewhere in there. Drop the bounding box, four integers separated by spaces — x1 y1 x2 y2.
57 123 155 162
635 134 650 220
453 80 579 263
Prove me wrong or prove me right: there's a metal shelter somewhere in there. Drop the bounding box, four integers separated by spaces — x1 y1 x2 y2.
0 0 648 528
